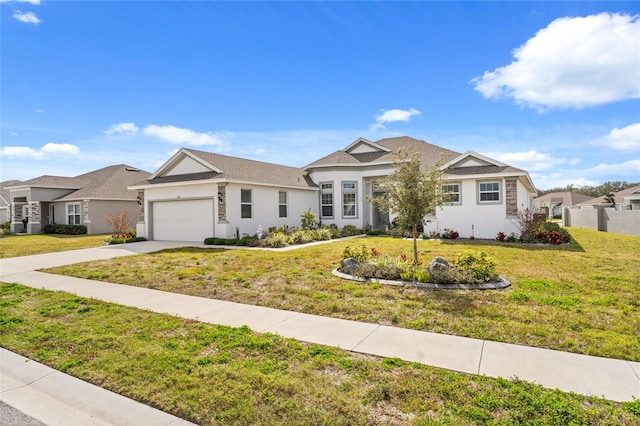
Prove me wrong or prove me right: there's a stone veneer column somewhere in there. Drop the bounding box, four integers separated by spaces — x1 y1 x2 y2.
505 179 518 217
137 190 145 222
217 184 227 222
26 201 42 234
83 199 92 234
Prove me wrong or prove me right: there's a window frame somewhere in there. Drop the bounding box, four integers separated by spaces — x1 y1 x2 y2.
442 182 461 205
341 181 358 218
240 189 252 219
278 191 287 218
320 182 334 219
478 181 501 204
66 202 81 225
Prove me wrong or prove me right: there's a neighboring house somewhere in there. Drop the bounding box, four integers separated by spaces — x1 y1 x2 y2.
132 136 537 241
6 165 150 235
577 184 640 211
533 191 593 218
0 180 23 223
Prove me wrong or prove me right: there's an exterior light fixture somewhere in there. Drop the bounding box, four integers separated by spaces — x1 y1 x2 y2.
217 191 224 204
136 196 143 206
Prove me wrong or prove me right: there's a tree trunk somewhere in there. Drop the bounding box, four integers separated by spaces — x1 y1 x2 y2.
412 224 418 264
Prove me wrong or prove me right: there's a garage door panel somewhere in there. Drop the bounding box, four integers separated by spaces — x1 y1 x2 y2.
153 199 213 241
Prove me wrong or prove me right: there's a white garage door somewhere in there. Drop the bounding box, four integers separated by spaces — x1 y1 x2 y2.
152 199 214 241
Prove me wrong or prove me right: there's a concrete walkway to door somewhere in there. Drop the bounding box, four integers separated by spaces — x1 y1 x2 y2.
1 241 639 425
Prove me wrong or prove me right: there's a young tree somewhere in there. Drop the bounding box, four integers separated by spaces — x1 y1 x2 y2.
367 148 449 264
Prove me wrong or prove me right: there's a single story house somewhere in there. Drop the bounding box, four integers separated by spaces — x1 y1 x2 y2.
577 184 640 211
1 180 23 223
533 191 593 218
6 165 150 235
131 136 537 241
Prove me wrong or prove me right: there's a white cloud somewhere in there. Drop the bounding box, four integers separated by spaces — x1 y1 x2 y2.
471 13 640 109
481 150 573 172
41 143 80 155
0 0 42 4
10 132 18 137
0 143 80 159
143 124 225 146
13 10 40 24
370 108 421 130
105 122 139 136
591 123 640 151
0 146 42 159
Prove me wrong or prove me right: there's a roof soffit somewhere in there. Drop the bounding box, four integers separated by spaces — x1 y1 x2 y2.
343 138 391 154
440 151 507 170
149 149 222 179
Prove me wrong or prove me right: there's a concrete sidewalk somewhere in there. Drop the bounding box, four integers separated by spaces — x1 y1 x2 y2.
1 241 639 424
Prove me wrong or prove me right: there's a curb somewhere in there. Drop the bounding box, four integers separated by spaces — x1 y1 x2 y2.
332 269 511 290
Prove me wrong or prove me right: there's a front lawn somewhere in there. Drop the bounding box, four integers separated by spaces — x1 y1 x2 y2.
47 228 640 361
1 283 636 425
0 234 108 258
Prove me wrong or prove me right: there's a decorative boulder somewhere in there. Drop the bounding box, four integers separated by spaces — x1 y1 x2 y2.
428 257 450 274
342 258 361 275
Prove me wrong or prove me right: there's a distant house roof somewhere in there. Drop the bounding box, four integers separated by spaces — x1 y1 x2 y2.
578 184 640 207
533 191 593 208
134 149 316 189
0 180 23 206
7 165 150 201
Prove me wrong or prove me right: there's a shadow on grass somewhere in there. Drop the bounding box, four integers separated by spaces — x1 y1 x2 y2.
435 238 586 253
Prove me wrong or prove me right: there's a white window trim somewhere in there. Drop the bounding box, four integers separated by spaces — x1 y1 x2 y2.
320 182 334 219
278 191 287 218
341 180 358 219
478 181 502 204
66 202 82 225
240 189 252 219
442 182 461 205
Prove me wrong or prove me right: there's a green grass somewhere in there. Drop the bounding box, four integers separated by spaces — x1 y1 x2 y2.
1 283 637 425
0 233 109 258
48 228 640 361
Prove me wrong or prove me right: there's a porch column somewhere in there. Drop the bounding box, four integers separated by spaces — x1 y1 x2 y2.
136 190 146 238
82 199 93 234
26 201 42 234
10 202 25 233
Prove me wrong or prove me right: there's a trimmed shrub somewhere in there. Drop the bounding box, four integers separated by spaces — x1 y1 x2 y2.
42 224 88 235
341 225 360 237
261 231 289 248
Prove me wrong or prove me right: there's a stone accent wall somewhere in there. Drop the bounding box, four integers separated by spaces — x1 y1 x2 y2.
505 179 518 217
137 190 145 222
83 200 90 222
217 184 227 222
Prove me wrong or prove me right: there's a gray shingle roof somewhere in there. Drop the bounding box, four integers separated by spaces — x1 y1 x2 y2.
10 165 150 201
141 149 317 189
533 191 593 207
304 136 461 171
56 165 151 200
578 184 640 206
0 180 23 205
445 165 526 176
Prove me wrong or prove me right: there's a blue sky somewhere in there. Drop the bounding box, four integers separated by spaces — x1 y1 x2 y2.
1 1 639 190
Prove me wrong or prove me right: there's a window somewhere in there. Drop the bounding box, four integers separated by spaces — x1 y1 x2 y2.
278 191 287 218
479 182 500 202
67 203 81 225
442 183 461 204
241 189 252 218
320 183 333 218
342 181 357 218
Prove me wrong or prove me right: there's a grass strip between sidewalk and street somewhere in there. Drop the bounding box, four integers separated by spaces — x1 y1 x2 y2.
1 283 638 425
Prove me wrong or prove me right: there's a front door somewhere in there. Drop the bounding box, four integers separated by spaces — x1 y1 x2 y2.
371 190 389 230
